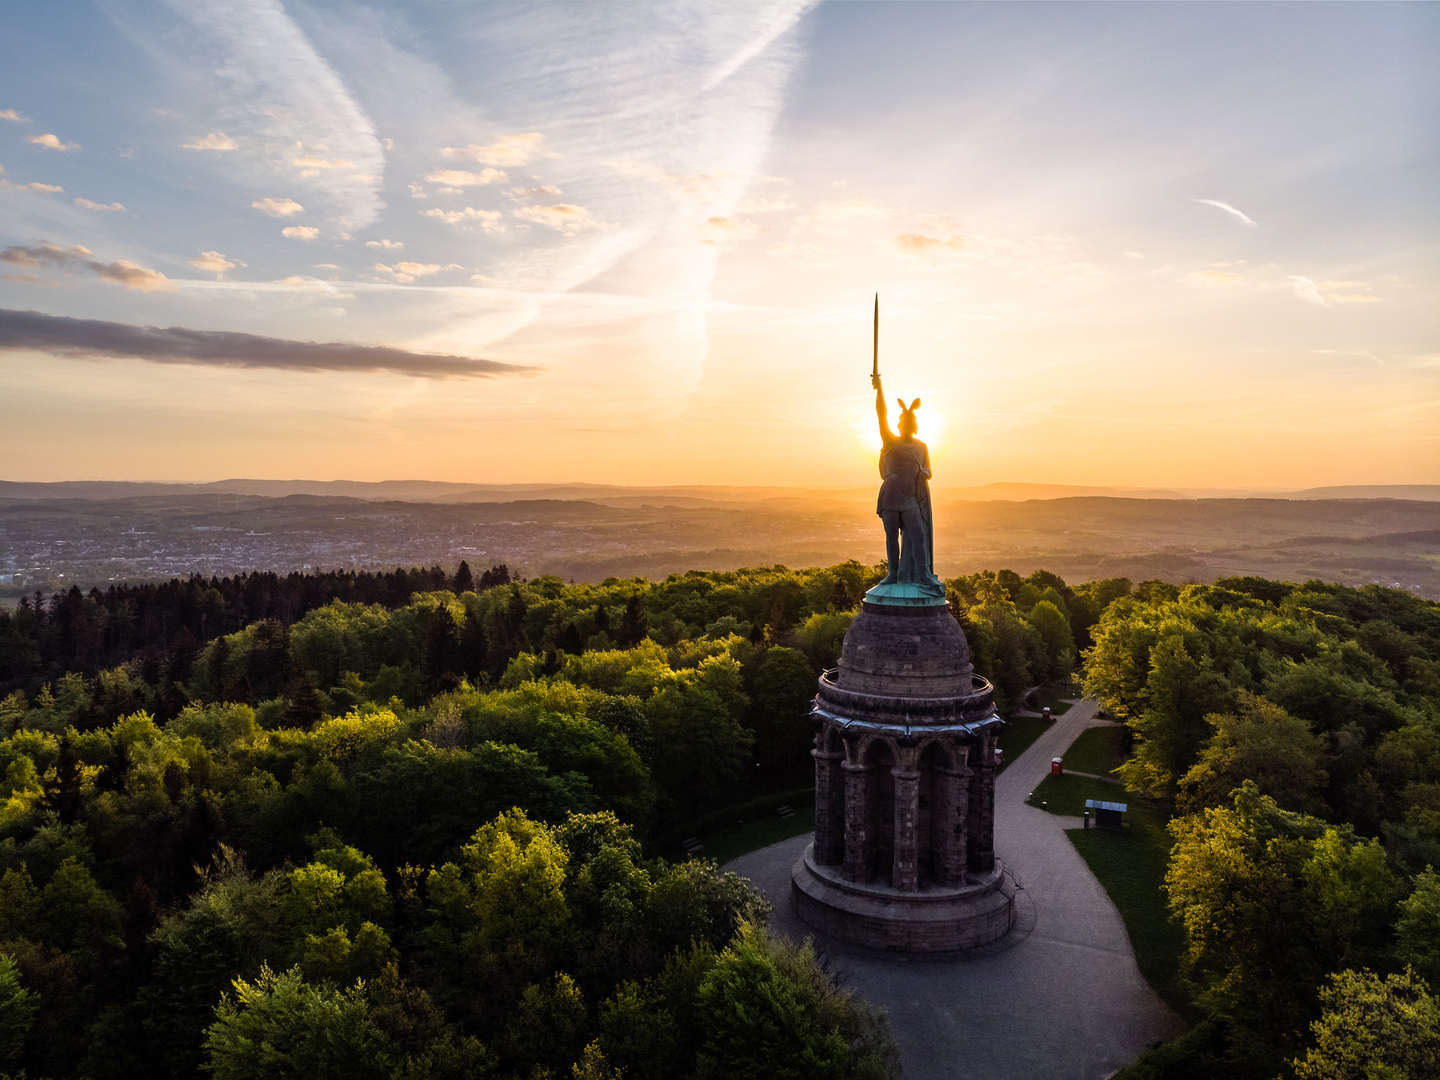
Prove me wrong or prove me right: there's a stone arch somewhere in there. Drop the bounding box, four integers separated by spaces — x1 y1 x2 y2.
863 737 895 883
917 740 949 884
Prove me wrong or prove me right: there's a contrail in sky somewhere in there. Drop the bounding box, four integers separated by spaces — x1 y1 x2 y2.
1194 198 1258 228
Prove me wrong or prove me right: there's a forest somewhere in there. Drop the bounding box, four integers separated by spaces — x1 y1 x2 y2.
0 561 1435 1077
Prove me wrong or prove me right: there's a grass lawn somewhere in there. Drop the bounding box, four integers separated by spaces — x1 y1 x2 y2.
704 801 816 865
1068 813 1189 1015
1059 725 1129 777
1028 680 1080 714
1028 772 1129 815
996 711 1051 772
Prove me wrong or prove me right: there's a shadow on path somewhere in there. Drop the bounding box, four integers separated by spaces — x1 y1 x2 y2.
723 699 1184 1080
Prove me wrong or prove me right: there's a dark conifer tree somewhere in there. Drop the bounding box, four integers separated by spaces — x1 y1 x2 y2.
453 560 475 593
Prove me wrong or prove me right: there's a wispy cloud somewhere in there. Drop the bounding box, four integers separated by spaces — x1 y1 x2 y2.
373 261 463 283
514 203 605 235
0 166 64 194
1194 198 1257 228
421 206 503 231
1289 275 1326 306
0 307 535 379
252 196 305 217
189 250 242 278
181 131 237 151
425 167 506 188
75 197 126 212
27 133 81 152
281 225 320 241
0 108 28 123
365 238 404 250
441 133 544 167
702 216 758 244
157 0 386 229
1315 279 1379 304
0 244 170 291
894 232 962 254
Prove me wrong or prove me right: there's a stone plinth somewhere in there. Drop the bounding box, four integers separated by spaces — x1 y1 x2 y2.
791 599 1011 952
791 844 1012 952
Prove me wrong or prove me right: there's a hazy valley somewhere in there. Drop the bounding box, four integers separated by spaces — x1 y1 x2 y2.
3 482 1438 602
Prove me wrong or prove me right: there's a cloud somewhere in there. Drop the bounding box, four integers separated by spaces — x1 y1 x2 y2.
158 0 385 229
1194 198 1257 228
252 196 305 217
894 232 962 254
1289 275 1327 306
702 216 757 244
312 263 340 270
408 182 427 200
75 197 126 211
365 238 404 249
373 261 463 283
1315 279 1380 304
1122 250 1145 260
425 167 506 187
507 184 563 198
0 109 28 123
92 259 171 291
281 225 320 241
189 250 242 278
736 193 794 215
421 206 504 231
1186 269 1246 286
181 131 237 151
0 307 535 379
0 244 170 291
27 133 81 151
291 154 356 171
0 166 61 193
441 132 544 166
514 203 603 234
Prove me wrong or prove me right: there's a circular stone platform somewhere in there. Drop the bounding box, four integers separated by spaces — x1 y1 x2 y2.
791 843 1013 952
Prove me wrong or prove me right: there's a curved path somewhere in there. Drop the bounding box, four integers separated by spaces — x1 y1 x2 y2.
723 700 1184 1080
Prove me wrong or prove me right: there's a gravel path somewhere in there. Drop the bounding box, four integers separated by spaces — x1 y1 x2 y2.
724 700 1184 1080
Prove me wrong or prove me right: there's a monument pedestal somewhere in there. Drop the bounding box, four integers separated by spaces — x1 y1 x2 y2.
791 844 1012 951
790 595 1012 952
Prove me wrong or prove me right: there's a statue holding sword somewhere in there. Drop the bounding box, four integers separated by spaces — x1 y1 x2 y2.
870 295 943 595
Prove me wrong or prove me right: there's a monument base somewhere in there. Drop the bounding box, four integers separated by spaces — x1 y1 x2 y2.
790 844 1014 952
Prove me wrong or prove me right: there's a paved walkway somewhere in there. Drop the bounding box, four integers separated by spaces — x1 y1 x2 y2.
724 700 1184 1080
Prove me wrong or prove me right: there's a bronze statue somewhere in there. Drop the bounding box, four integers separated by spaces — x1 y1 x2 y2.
869 296 943 598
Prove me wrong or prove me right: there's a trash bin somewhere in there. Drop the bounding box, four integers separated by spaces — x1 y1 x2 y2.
1050 757 1063 776
1042 706 1052 721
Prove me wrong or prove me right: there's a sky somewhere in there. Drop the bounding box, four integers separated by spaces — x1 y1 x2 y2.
1 0 1437 489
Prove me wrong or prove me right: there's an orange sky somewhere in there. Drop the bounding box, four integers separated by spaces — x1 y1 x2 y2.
1 2 1436 488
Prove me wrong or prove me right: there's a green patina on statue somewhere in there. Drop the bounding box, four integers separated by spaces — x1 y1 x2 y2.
866 296 946 606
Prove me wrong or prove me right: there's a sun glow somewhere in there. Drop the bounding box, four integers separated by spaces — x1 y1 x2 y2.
850 403 948 454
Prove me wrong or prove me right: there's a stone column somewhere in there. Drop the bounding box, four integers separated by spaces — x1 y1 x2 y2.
968 732 996 873
812 731 845 866
891 744 921 892
939 763 971 884
842 760 873 882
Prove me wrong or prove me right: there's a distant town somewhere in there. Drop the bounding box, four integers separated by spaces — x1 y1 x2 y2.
4 482 1438 604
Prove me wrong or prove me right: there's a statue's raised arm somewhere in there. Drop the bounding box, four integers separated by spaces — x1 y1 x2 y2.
873 372 894 445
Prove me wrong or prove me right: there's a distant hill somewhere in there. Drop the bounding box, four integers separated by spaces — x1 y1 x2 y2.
3 478 1436 506
1282 485 1440 501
